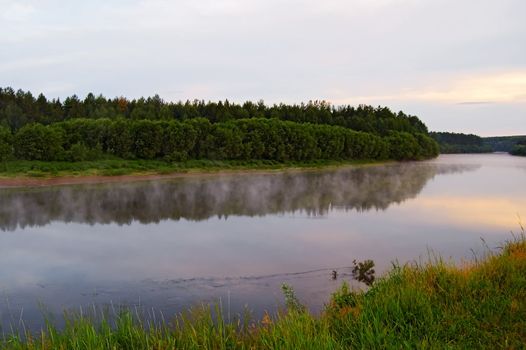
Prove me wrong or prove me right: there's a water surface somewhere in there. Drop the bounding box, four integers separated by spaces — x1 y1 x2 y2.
1 154 525 329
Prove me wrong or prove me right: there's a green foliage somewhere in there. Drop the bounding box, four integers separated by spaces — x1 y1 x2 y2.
66 142 90 162
430 131 484 146
351 259 376 286
432 132 526 155
185 117 213 158
8 118 438 164
0 126 13 163
328 281 358 310
510 144 526 156
13 123 63 161
1 87 429 135
325 235 526 348
484 135 526 152
64 143 102 162
1 87 441 164
386 131 420 160
161 121 197 161
281 283 305 312
206 122 244 160
131 120 163 159
106 118 134 158
430 131 493 154
414 132 440 158
56 118 110 150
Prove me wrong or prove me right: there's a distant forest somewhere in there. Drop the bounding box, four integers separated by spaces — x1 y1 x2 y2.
0 88 439 163
510 139 526 156
429 132 493 153
485 136 526 153
430 132 526 156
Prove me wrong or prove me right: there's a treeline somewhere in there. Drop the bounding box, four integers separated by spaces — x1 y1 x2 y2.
510 140 526 156
484 135 526 153
431 131 526 157
0 118 438 163
429 132 492 154
0 87 428 134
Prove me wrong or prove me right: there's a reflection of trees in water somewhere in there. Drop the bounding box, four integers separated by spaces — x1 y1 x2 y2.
0 163 477 231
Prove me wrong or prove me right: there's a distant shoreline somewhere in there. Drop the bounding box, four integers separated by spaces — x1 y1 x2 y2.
0 159 389 188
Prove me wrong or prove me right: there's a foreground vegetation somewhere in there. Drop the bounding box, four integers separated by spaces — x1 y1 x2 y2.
2 233 524 349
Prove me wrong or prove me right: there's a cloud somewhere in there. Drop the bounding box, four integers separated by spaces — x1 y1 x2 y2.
0 0 525 134
332 71 526 105
0 52 87 73
457 101 494 105
1 2 36 21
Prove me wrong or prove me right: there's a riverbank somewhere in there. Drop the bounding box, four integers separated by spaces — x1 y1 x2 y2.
0 159 388 187
2 233 524 349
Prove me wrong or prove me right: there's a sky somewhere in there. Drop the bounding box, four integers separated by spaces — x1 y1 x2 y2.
1 0 525 136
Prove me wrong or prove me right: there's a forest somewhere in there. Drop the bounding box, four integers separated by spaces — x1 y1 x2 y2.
510 139 526 156
0 88 428 134
484 135 526 153
430 131 526 156
0 88 439 164
429 132 492 153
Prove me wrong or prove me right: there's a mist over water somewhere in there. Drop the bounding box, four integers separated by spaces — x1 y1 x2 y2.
1 154 525 331
0 162 475 231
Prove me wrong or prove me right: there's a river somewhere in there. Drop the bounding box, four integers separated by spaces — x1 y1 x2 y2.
1 153 525 330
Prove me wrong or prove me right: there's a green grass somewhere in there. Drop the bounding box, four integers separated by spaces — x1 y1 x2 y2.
325 234 526 348
0 159 384 179
2 231 524 349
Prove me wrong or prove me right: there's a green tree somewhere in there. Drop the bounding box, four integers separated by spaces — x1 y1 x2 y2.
107 118 134 158
386 131 420 160
0 126 13 169
14 124 63 160
132 120 163 159
161 121 197 161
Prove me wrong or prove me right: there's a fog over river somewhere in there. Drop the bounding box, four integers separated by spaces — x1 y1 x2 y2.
1 154 525 330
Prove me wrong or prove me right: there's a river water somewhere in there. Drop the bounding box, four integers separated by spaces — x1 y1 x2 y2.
1 153 525 330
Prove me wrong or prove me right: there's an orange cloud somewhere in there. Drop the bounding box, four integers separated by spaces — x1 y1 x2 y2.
333 71 526 104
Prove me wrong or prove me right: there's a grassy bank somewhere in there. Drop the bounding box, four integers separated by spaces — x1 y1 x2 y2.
2 233 524 349
0 159 385 179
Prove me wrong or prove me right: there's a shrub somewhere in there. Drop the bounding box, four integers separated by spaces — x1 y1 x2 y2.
65 142 93 162
14 123 63 160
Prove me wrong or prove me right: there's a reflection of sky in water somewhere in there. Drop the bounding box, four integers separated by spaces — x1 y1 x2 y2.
0 154 525 330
